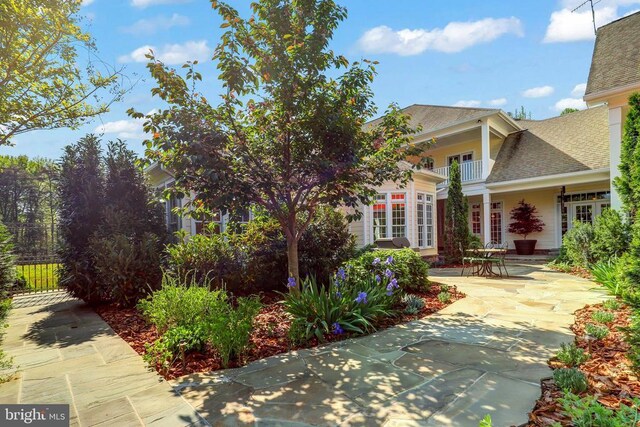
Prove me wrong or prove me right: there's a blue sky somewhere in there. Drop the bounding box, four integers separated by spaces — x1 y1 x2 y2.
4 0 640 160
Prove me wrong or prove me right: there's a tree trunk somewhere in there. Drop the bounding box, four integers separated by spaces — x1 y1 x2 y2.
286 233 299 290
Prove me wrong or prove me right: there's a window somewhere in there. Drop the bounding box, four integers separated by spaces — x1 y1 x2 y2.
448 152 473 166
574 204 593 224
195 211 222 235
372 192 407 241
166 193 182 236
416 193 434 248
471 203 481 235
490 201 503 244
373 194 387 241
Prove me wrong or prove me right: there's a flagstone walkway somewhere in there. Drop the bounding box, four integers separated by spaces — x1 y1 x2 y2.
172 263 609 426
0 292 205 427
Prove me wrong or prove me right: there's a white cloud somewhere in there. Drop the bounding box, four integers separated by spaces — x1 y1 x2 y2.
554 97 587 111
488 98 508 106
118 40 211 65
357 17 523 56
522 85 555 98
94 110 157 140
571 83 587 97
121 14 190 36
81 0 95 5
131 0 190 8
544 7 618 42
453 100 482 108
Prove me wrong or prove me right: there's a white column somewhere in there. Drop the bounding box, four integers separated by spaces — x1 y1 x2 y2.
481 121 492 180
363 203 369 245
409 181 416 248
609 107 623 210
482 192 491 245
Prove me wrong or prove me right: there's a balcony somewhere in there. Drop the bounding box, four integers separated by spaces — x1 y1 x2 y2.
433 160 483 187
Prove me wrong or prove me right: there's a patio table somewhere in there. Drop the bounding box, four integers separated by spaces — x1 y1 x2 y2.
465 248 506 277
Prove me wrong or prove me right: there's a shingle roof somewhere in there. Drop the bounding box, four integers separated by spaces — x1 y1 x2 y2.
365 104 500 135
486 106 609 183
586 11 640 96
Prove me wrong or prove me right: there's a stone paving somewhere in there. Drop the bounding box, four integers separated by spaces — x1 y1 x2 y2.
172 263 609 426
0 292 206 427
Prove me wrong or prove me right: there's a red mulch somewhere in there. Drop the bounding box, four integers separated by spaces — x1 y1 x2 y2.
528 302 640 426
548 264 593 279
95 283 463 380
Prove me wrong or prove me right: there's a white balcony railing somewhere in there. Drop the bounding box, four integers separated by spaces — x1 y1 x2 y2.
433 160 483 187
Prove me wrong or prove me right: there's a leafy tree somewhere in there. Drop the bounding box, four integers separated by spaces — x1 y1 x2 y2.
561 108 579 116
134 0 426 285
509 106 532 120
0 0 126 145
58 135 105 303
615 93 640 218
443 160 469 263
508 199 545 239
0 222 16 295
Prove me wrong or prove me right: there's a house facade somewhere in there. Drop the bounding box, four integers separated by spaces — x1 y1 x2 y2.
148 11 640 257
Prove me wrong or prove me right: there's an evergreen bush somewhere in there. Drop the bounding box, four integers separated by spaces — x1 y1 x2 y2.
443 160 469 263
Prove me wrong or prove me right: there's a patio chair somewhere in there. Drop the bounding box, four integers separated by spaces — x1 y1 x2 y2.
497 242 509 277
460 241 483 277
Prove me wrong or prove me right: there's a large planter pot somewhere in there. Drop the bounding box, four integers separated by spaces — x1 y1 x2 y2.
514 239 537 255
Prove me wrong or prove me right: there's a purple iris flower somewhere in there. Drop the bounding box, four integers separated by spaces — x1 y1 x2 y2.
355 291 368 304
390 278 399 289
386 290 393 296
335 291 342 298
384 268 393 278
372 258 381 266
332 322 344 335
287 277 297 288
385 256 394 265
336 267 347 281
375 275 381 283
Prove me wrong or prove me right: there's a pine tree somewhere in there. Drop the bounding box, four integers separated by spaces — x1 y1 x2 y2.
444 160 469 263
615 92 640 219
0 221 15 295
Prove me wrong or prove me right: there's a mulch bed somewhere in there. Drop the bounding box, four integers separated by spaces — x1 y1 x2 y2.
548 264 592 279
95 282 463 380
528 302 640 426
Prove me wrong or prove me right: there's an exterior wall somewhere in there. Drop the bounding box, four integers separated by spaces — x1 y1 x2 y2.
348 175 439 257
427 140 481 169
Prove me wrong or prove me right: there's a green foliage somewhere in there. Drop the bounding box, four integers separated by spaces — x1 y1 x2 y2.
558 393 640 427
615 219 640 307
136 0 428 282
0 222 15 296
622 313 640 371
592 311 615 324
143 325 206 371
511 106 532 120
437 291 451 304
402 294 425 315
585 323 609 340
562 221 595 268
591 209 630 261
0 0 124 145
560 108 579 116
602 299 621 311
59 137 166 305
614 92 640 218
508 199 545 239
345 249 430 292
555 342 590 367
478 415 492 427
443 161 469 263
553 368 588 394
591 259 622 295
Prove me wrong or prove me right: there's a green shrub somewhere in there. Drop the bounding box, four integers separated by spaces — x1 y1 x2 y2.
553 368 588 394
555 342 589 367
591 209 630 262
622 313 640 371
591 259 622 295
402 294 425 315
345 248 429 292
478 415 492 427
602 299 621 311
585 323 609 340
144 324 207 370
562 221 595 268
437 291 451 304
0 222 15 297
559 393 640 427
592 311 615 324
207 296 261 367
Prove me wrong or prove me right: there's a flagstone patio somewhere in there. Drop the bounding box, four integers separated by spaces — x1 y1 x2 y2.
0 263 609 426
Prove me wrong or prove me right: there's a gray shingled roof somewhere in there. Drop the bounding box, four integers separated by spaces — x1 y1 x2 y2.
486 106 609 183
365 104 500 135
586 11 640 96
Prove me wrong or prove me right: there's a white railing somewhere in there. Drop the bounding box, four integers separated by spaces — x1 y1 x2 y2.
433 160 483 187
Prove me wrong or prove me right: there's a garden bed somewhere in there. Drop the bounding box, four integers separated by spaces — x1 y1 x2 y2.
528 302 640 426
95 282 463 380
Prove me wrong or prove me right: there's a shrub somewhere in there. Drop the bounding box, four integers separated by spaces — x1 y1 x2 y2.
402 294 425 315
591 259 622 295
602 299 621 311
585 323 609 340
592 311 615 324
345 249 430 292
437 291 451 304
144 324 207 372
555 342 589 367
508 199 545 240
559 393 640 427
591 209 630 262
553 368 588 394
622 313 640 371
562 221 595 268
0 222 15 296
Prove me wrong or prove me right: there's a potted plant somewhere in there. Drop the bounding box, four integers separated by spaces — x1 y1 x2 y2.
508 199 545 255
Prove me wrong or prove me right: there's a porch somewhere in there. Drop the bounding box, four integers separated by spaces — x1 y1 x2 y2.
433 159 483 187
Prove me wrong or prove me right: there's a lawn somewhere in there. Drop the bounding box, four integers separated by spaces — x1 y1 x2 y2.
16 263 60 291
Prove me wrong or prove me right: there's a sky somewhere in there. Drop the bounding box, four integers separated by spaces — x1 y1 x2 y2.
4 0 640 160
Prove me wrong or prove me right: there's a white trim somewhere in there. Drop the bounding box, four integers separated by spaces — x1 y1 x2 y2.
370 191 409 240
363 203 370 245
584 81 640 103
415 191 436 249
490 199 505 245
486 168 610 193
409 181 416 247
